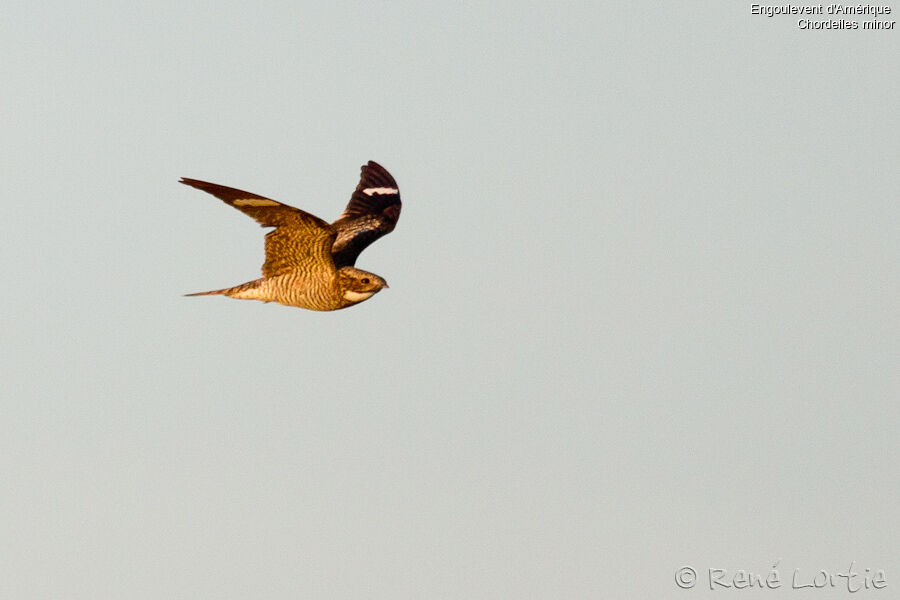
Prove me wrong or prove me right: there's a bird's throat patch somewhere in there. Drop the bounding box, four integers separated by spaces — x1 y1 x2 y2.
343 290 376 302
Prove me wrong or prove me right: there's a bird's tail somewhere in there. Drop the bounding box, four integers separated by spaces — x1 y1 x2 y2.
184 288 230 297
184 279 263 299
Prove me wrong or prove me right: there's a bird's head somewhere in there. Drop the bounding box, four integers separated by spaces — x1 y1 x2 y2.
337 266 389 304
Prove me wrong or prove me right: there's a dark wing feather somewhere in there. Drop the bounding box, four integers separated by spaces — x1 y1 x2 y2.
180 177 337 278
331 161 401 268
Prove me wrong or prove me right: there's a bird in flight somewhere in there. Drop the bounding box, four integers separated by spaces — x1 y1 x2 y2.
181 161 401 311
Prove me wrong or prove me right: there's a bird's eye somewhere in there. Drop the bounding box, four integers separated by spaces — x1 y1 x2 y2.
361 278 370 284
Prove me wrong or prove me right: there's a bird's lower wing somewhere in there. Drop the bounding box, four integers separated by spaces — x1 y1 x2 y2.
331 161 402 267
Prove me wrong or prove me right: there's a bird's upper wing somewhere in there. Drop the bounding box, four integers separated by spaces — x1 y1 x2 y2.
180 178 337 279
330 161 401 268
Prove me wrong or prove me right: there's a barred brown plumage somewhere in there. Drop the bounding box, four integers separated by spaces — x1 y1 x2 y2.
180 161 399 311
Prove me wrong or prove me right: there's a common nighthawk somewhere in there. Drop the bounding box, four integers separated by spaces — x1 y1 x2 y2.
181 161 401 311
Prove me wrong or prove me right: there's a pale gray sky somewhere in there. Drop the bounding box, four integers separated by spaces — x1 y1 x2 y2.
1 2 898 598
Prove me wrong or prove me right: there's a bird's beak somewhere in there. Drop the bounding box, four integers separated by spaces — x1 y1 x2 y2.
383 282 390 289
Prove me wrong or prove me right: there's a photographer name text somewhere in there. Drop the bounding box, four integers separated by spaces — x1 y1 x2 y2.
676 561 887 592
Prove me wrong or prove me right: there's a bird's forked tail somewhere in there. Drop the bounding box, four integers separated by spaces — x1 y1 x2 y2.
184 279 263 299
184 288 229 297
